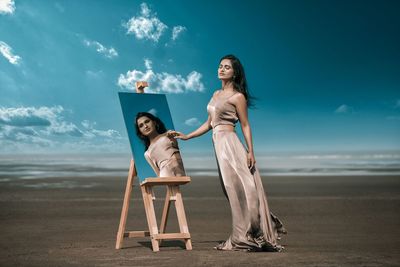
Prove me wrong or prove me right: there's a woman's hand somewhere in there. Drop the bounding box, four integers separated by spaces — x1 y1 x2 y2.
247 152 256 171
167 130 189 140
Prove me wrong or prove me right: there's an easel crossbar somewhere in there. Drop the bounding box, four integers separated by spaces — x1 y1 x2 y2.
153 233 191 240
123 231 150 238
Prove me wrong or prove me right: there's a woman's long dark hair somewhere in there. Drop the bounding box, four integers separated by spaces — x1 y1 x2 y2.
135 112 167 150
219 54 255 107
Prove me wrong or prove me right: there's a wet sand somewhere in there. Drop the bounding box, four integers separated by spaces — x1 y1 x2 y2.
0 175 399 267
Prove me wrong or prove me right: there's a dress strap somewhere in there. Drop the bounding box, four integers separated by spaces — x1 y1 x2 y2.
226 91 238 100
215 90 238 101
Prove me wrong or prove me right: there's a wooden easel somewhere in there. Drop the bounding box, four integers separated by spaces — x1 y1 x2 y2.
115 82 192 252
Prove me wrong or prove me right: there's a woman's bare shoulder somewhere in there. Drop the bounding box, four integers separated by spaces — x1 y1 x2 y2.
213 89 222 96
231 91 246 103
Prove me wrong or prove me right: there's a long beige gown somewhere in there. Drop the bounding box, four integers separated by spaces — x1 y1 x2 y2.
207 91 286 251
144 134 186 177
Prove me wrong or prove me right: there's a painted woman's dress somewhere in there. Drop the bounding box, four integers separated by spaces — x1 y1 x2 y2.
207 90 286 251
144 134 186 177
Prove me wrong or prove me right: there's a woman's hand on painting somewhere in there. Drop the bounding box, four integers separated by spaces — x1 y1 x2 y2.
167 130 189 140
247 152 256 173
166 130 178 138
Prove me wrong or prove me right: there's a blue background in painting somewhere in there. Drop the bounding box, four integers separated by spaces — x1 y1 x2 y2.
118 92 177 182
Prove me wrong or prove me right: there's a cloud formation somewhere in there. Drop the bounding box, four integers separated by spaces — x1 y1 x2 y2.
147 108 157 116
0 41 21 65
124 3 167 42
1 125 52 146
0 0 15 14
81 120 120 138
118 59 205 93
185 117 201 126
124 2 186 43
83 39 118 59
172 26 186 41
0 106 121 152
0 106 60 127
335 104 354 114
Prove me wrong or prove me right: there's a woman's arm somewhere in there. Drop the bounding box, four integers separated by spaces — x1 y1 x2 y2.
169 115 212 140
232 93 256 169
169 91 219 140
187 115 212 139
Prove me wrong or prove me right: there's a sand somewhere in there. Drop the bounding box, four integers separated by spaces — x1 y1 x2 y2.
0 174 399 267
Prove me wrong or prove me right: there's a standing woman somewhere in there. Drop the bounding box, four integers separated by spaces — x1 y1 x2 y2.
171 54 286 251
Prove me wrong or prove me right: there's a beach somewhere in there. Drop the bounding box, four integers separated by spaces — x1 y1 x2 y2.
1 174 399 267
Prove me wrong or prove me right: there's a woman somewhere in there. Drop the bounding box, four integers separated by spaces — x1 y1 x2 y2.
171 55 286 251
135 112 186 177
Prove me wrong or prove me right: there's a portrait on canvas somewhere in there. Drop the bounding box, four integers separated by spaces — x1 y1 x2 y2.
118 92 186 182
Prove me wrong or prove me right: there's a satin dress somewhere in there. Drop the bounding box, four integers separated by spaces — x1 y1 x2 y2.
207 90 286 251
144 134 186 177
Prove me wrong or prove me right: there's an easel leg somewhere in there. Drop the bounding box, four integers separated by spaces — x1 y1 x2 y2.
159 186 171 246
116 159 135 249
172 186 192 250
141 185 160 252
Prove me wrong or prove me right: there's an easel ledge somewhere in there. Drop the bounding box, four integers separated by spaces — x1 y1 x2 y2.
141 177 191 186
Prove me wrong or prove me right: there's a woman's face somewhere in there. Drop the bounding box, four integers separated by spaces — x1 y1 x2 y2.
218 59 234 80
137 116 156 137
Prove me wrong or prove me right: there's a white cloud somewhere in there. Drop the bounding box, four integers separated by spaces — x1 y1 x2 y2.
117 59 205 94
91 129 120 138
172 26 186 40
140 2 151 17
117 68 155 90
185 117 201 126
2 126 38 139
0 125 53 147
86 70 104 79
0 0 15 14
0 41 21 65
0 106 121 152
335 104 353 114
46 121 85 137
81 120 121 138
147 108 157 116
83 39 118 59
0 106 84 137
81 120 95 129
144 58 152 69
124 2 168 42
184 71 205 92
0 106 62 126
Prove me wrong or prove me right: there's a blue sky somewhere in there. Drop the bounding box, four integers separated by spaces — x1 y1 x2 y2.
0 0 399 155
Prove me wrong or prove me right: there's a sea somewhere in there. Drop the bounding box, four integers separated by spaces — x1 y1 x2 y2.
1 150 399 181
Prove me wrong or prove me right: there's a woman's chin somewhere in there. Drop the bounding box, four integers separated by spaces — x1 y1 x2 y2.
218 76 232 81
142 131 152 137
